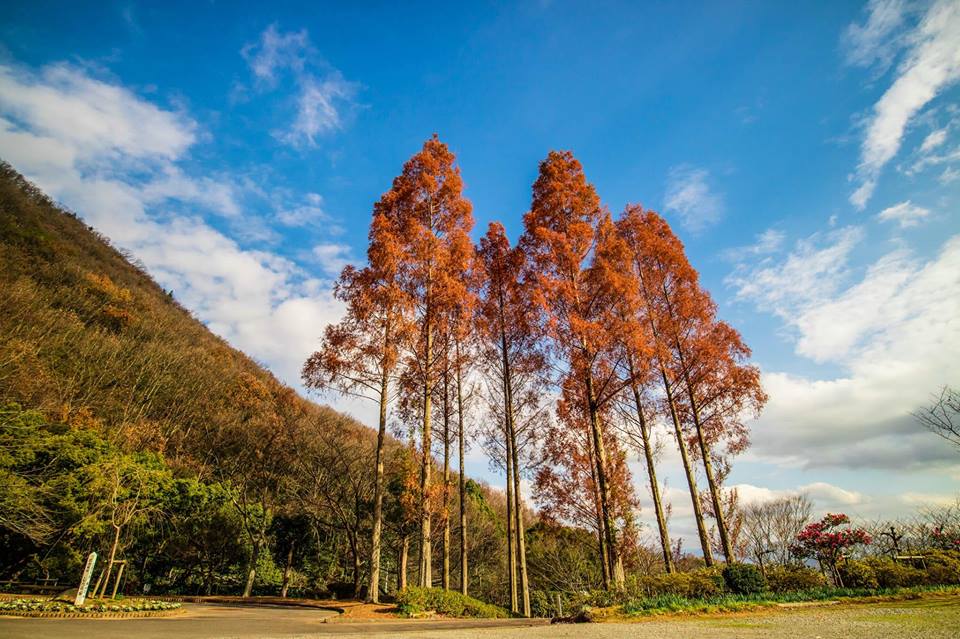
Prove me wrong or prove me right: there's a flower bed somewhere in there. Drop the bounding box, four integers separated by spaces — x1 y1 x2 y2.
0 598 182 617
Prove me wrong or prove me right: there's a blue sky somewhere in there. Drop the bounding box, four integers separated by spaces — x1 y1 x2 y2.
1 1 958 546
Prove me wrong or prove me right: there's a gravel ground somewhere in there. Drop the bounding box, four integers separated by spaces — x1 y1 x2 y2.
330 596 960 639
0 595 956 638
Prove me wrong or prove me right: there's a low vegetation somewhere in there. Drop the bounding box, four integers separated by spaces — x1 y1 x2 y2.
544 554 960 619
395 586 509 618
0 598 181 615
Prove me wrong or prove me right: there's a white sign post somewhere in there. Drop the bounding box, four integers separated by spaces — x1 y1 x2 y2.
74 552 98 606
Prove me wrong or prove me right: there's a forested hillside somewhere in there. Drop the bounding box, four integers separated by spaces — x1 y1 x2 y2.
0 162 516 600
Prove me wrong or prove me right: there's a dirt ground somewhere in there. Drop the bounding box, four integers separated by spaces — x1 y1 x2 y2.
0 594 956 638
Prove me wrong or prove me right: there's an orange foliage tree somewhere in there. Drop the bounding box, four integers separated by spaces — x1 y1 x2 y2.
302 188 410 602
521 152 635 588
385 135 474 588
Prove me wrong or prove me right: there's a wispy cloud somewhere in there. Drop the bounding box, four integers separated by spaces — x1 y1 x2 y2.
843 0 907 72
241 24 358 148
721 228 785 262
876 200 930 228
846 0 960 209
663 164 724 233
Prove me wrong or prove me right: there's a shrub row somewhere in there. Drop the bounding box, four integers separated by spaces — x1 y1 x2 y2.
540 551 960 617
395 587 509 618
838 552 960 589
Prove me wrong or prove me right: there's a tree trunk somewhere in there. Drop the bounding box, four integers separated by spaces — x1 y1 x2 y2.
367 346 391 603
281 540 295 598
98 525 121 598
510 424 530 616
634 257 714 566
442 354 451 591
661 369 714 565
419 315 433 588
628 377 674 573
352 537 362 599
243 538 260 598
505 422 518 613
586 431 611 588
585 372 622 587
398 535 409 591
456 353 468 596
680 364 734 563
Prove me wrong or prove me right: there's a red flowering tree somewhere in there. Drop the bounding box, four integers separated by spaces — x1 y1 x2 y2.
793 513 871 584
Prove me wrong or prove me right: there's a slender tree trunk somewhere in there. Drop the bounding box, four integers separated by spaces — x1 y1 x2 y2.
367 331 391 603
510 424 530 616
655 260 734 562
420 315 433 588
661 368 714 565
351 536 362 599
398 535 409 591
633 262 714 566
281 540 295 597
628 374 673 573
585 372 622 588
98 525 121 598
243 538 260 598
586 431 611 588
442 351 451 591
678 359 734 563
455 352 468 596
505 423 518 613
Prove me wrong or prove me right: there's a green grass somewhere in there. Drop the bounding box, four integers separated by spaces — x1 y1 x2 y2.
618 584 960 618
395 587 509 618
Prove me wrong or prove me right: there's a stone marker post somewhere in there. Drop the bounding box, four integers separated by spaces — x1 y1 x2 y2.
74 552 98 606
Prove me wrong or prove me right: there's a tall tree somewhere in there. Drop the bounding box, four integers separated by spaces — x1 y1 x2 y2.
388 135 474 588
616 206 714 564
619 206 765 563
302 198 408 603
521 153 630 587
476 222 546 613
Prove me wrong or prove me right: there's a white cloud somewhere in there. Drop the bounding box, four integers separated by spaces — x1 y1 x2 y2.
721 228 785 262
241 25 358 148
276 192 329 226
0 60 346 397
664 164 724 233
281 74 355 146
311 243 352 277
847 0 960 209
843 0 907 71
0 63 195 162
733 482 866 509
919 127 948 152
728 228 960 470
728 226 863 316
242 25 311 86
876 200 930 227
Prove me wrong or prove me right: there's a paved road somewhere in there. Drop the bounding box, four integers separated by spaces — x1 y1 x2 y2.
0 603 545 639
1 596 957 638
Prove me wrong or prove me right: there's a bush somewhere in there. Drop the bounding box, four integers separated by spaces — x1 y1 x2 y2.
395 587 509 618
865 558 925 588
837 559 878 589
764 565 828 593
626 568 725 600
926 550 960 585
723 563 766 595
